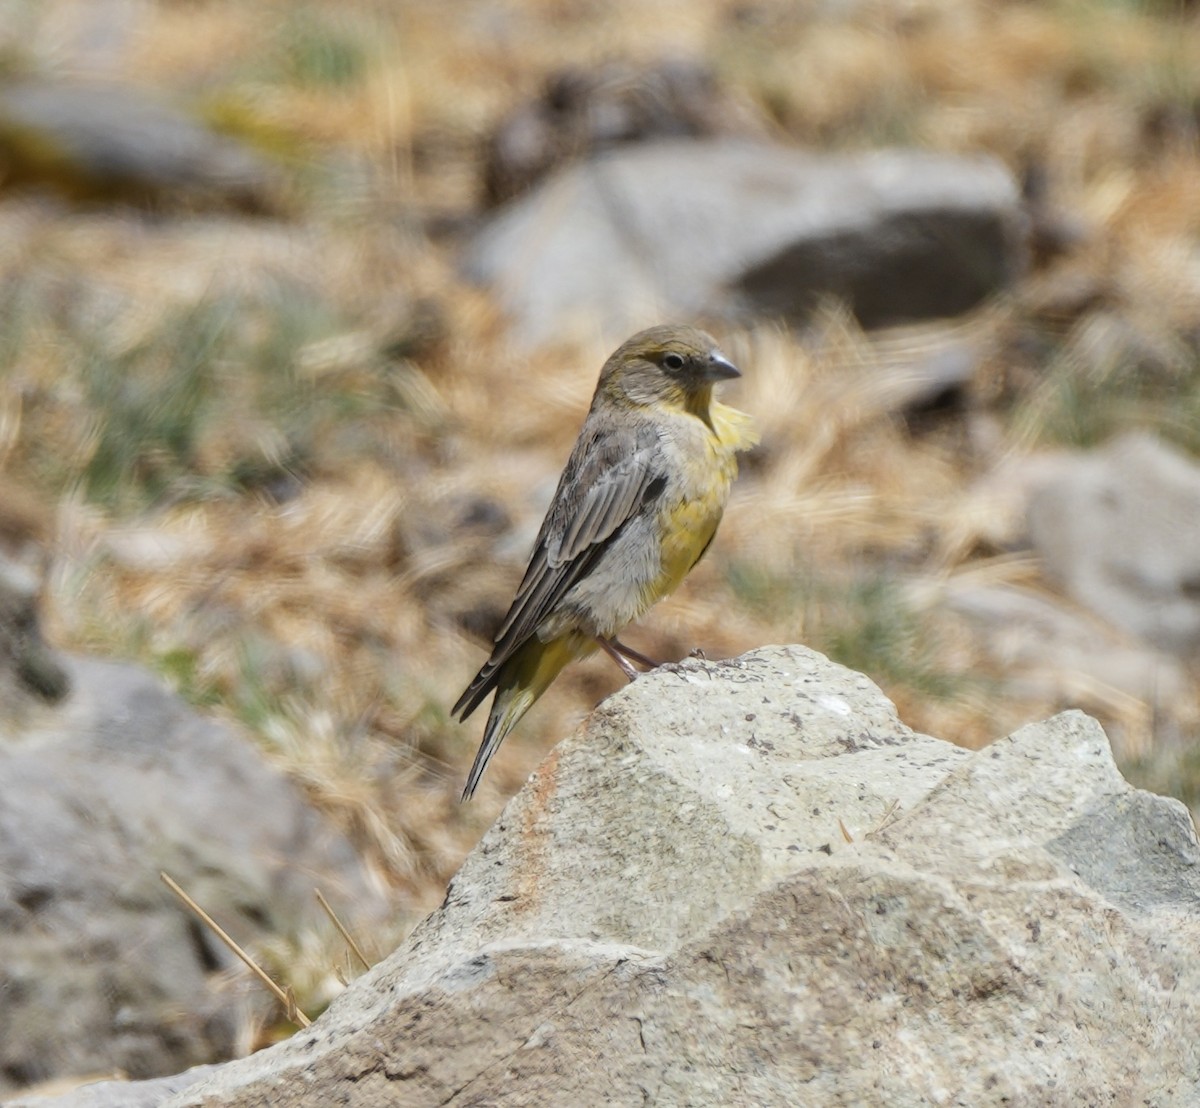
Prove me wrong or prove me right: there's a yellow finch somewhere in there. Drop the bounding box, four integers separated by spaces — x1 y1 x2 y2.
453 324 757 800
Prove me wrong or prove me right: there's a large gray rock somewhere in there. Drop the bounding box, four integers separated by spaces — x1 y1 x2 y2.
33 645 1200 1106
465 139 1025 346
1028 432 1200 654
0 655 388 1096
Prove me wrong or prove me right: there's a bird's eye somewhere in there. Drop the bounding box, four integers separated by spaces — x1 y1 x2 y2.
662 352 685 371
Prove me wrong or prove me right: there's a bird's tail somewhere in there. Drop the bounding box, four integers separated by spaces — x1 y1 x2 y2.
461 633 592 801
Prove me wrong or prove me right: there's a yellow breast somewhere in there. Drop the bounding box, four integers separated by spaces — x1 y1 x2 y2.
652 400 758 601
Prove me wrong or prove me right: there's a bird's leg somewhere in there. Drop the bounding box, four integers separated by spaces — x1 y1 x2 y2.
610 638 661 670
596 637 645 682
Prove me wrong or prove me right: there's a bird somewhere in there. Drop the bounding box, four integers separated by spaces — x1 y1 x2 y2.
453 323 758 800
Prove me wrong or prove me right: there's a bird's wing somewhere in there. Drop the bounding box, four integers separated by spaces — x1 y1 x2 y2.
453 421 663 720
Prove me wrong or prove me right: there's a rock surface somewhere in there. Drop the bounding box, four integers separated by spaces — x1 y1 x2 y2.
1028 431 1200 654
30 645 1200 1107
465 140 1025 346
0 654 388 1096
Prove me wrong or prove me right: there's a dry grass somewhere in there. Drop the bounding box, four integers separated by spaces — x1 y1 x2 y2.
4 0 1200 1008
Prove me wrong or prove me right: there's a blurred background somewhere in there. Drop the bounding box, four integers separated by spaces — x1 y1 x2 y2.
4 0 1200 1093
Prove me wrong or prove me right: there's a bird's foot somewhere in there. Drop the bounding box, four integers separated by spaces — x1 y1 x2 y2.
688 647 707 660
610 638 661 671
596 636 663 682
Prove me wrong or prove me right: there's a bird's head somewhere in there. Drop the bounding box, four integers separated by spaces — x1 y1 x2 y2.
598 324 740 421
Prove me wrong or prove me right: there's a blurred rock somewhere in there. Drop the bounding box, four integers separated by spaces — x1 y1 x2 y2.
0 555 69 714
940 578 1189 710
862 325 990 431
896 340 978 425
0 81 284 213
35 646 1200 1106
1021 161 1090 267
0 653 389 1095
10 1067 218 1108
466 140 1025 346
1028 432 1200 654
482 58 768 206
954 449 1079 553
0 485 69 714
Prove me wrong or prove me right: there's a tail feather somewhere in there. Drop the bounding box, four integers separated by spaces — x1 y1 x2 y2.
452 659 500 722
461 690 532 801
459 633 593 800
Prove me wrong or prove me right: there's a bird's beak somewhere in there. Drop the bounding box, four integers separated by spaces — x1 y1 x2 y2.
702 351 741 382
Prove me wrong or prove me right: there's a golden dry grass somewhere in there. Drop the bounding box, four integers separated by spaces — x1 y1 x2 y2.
4 0 1200 1005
